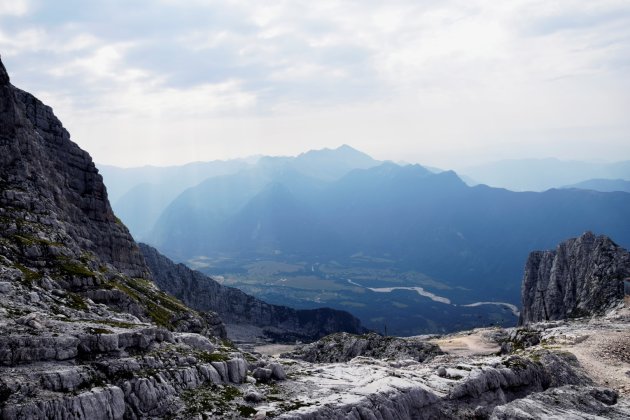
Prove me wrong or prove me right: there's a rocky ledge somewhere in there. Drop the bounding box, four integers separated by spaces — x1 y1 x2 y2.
241 306 629 419
283 332 443 363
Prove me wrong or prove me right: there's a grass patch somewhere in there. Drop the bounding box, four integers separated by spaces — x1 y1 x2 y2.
238 405 257 417
59 261 96 278
145 301 172 328
221 338 237 350
181 384 242 417
14 263 42 285
105 276 193 330
66 292 88 311
11 233 62 248
196 351 230 363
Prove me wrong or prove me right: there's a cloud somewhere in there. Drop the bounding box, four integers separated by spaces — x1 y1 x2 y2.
0 0 29 16
0 0 628 167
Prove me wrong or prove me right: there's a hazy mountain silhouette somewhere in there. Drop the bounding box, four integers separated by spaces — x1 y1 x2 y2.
106 145 379 239
146 161 630 301
562 178 630 193
460 158 630 191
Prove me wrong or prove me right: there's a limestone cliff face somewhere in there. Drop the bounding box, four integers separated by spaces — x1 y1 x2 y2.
0 55 263 419
0 57 146 278
520 232 630 324
140 243 366 341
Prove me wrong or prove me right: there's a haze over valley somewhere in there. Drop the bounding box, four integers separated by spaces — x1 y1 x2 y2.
99 146 630 335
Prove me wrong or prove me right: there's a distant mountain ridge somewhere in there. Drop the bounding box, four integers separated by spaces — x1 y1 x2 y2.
460 158 630 191
562 178 630 193
146 160 630 303
101 144 381 239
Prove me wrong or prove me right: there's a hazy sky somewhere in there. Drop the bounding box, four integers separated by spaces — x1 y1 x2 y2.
1 0 629 169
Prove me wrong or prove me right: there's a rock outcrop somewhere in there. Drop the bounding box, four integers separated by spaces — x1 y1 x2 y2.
140 243 366 341
520 232 630 324
0 58 146 278
491 385 630 419
285 332 442 363
0 54 222 334
0 55 261 418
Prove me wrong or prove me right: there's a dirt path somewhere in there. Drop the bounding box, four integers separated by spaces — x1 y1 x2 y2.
561 328 630 396
431 329 500 356
254 344 297 357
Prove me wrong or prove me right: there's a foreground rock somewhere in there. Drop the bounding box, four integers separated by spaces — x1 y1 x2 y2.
243 308 629 419
284 332 443 363
491 385 630 419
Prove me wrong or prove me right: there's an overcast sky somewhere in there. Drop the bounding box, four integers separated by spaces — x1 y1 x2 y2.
1 0 629 169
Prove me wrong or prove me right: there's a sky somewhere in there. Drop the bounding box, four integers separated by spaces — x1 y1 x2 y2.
0 0 629 169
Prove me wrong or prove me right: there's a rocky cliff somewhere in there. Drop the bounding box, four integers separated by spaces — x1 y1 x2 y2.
0 59 146 278
140 243 365 342
520 231 630 324
0 55 274 418
0 54 224 335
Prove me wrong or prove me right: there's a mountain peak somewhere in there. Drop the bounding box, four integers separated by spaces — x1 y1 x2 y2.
298 144 373 160
0 55 9 85
336 144 359 152
520 232 630 324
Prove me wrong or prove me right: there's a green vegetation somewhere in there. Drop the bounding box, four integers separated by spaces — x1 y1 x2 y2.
66 292 88 310
237 405 257 417
11 233 62 248
59 261 96 278
502 356 529 371
221 338 237 350
14 263 42 285
180 384 243 417
109 276 191 328
145 300 172 328
195 351 229 363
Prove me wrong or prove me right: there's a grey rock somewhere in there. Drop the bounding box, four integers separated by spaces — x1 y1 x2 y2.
253 367 273 382
269 362 287 380
285 332 442 363
176 332 215 352
0 386 125 420
244 390 265 403
520 232 630 324
211 361 228 382
227 358 248 383
0 335 80 365
436 366 447 377
491 386 630 419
